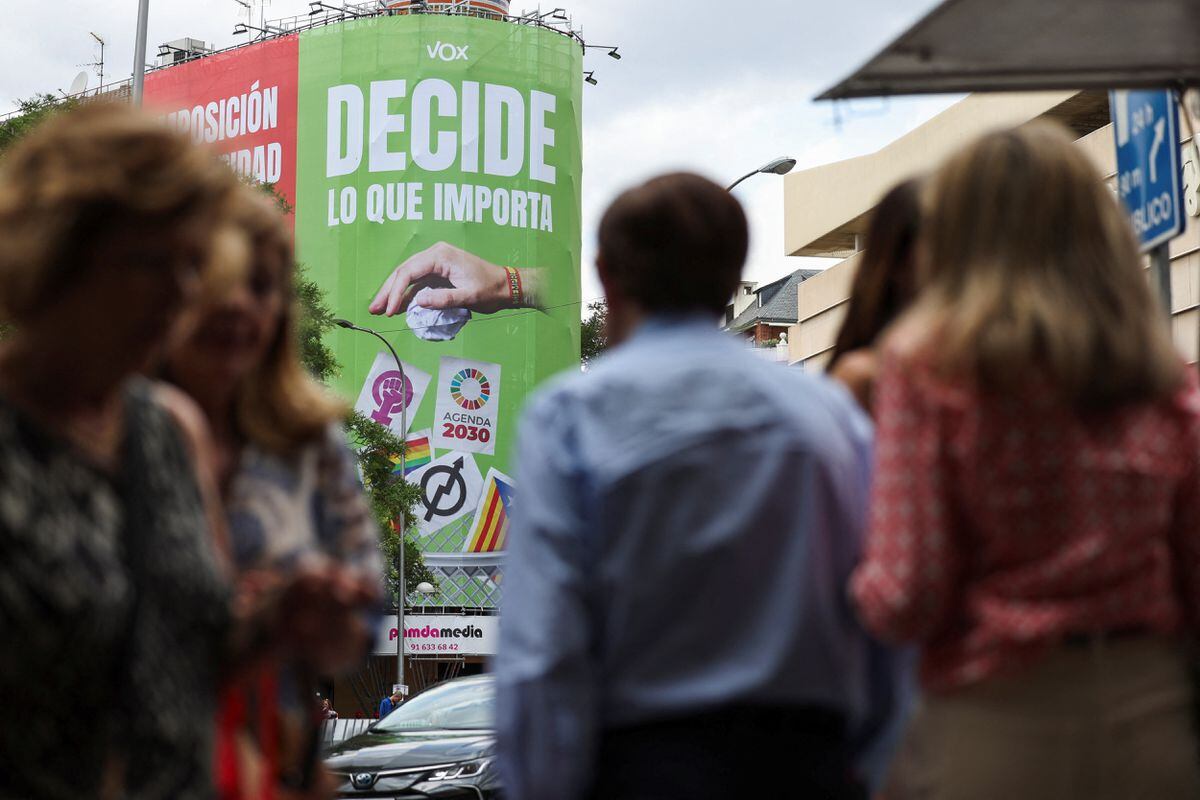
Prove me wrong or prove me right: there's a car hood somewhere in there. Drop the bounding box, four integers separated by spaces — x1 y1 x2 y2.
325 729 494 771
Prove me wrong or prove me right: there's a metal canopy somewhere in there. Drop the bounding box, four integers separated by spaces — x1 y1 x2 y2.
818 0 1200 100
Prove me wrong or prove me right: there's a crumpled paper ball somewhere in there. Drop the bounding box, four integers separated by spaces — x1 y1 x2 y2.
406 287 472 341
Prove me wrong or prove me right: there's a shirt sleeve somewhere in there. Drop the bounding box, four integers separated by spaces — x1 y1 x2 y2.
495 393 599 800
1170 386 1200 630
850 352 962 643
818 378 913 788
315 423 384 587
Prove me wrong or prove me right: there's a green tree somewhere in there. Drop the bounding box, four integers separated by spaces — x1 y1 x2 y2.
0 95 77 343
581 299 608 368
0 94 73 155
294 269 341 384
276 182 434 600
345 412 436 599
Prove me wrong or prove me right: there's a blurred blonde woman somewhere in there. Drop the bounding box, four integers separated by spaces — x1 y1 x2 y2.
165 187 382 800
0 102 238 799
851 123 1200 799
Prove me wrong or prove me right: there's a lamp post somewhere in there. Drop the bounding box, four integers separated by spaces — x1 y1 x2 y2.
232 21 283 37
156 43 194 65
131 0 150 106
334 319 410 692
583 43 621 59
309 1 370 18
726 156 797 192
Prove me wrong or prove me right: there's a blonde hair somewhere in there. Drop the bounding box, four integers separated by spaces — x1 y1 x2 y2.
0 101 236 323
230 189 347 453
896 122 1182 410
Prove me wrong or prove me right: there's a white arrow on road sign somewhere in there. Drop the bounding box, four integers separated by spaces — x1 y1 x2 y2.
1109 89 1185 253
1149 119 1165 183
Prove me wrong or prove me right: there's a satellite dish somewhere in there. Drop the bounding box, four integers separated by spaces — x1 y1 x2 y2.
68 71 89 96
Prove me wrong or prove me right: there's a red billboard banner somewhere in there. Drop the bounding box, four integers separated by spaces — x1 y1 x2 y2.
144 36 300 208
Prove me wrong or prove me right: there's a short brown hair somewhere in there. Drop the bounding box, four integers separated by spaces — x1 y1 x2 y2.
598 173 748 315
0 101 236 323
227 189 347 453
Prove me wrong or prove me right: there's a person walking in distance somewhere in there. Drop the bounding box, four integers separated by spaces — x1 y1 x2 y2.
852 123 1200 799
496 173 904 800
379 691 403 719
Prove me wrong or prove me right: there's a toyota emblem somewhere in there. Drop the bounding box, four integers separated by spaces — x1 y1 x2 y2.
351 772 376 790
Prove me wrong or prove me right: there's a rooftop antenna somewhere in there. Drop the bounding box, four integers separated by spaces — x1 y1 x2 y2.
233 0 270 29
88 32 105 92
233 0 283 39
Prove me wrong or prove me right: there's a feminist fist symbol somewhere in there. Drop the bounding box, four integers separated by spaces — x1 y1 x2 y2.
371 370 413 428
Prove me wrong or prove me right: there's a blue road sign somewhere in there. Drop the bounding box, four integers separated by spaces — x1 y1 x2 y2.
1110 89 1185 252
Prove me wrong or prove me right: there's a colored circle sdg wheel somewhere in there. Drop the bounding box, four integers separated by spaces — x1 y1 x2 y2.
450 368 491 410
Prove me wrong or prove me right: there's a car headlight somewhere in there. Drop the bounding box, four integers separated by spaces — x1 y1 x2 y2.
423 758 491 782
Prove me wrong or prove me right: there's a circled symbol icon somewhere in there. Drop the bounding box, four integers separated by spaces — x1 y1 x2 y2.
420 456 467 522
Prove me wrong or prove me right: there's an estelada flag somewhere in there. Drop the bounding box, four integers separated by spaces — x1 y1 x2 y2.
464 468 515 553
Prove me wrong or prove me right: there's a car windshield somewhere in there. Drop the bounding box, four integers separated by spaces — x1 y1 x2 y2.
374 678 495 732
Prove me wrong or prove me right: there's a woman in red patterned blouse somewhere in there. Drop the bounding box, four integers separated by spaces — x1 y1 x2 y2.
851 123 1200 799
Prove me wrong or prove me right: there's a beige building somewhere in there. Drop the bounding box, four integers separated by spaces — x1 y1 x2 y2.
784 90 1200 371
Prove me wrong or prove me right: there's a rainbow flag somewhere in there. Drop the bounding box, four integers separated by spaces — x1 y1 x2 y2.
464 468 515 553
391 429 432 476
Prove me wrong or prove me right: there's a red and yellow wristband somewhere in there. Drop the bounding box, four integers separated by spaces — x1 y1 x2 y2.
503 265 524 307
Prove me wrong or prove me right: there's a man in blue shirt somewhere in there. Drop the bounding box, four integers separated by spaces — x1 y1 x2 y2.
378 690 401 719
496 173 902 800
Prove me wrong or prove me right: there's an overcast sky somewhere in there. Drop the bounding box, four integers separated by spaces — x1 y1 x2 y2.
0 0 957 303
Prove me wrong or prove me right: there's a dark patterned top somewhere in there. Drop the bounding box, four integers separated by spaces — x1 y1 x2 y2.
0 380 231 800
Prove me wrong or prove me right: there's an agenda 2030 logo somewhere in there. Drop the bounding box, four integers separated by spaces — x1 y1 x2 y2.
451 368 491 410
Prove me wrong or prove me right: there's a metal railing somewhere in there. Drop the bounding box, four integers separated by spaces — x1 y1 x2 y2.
407 517 504 609
256 1 582 50
319 717 376 750
3 3 588 120
0 79 132 123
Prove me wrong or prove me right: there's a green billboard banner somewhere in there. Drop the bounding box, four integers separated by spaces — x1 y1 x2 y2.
145 14 583 607
295 15 583 604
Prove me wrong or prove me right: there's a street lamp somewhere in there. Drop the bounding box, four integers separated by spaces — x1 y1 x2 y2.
584 71 598 86
334 318 411 692
309 1 369 18
584 44 621 59
156 43 197 65
233 21 284 37
726 156 797 192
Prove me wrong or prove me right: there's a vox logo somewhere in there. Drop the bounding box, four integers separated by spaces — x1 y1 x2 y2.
426 42 470 61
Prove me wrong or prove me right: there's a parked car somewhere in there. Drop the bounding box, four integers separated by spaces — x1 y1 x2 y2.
326 675 500 799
